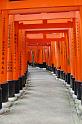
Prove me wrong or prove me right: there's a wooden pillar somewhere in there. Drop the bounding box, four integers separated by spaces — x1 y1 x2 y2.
75 12 81 81
0 10 8 103
53 42 56 73
19 29 27 88
60 38 64 78
45 46 49 69
42 46 46 68
37 46 43 67
68 19 77 79
21 30 27 87
55 40 61 75
64 32 71 83
45 46 48 66
51 41 54 68
79 8 82 81
48 45 52 70
7 15 15 97
13 21 20 94
18 29 23 90
68 18 79 96
60 36 66 79
76 8 82 101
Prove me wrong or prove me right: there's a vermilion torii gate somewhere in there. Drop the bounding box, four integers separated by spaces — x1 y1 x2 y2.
19 21 73 29
0 0 82 111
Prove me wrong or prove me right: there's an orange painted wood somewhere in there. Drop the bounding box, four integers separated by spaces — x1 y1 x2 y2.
26 30 68 34
20 29 27 77
47 46 50 66
19 22 73 29
0 10 8 84
12 21 19 80
55 40 61 69
6 0 82 10
18 29 22 78
45 46 49 65
0 0 6 10
72 18 77 79
8 7 79 15
7 15 14 81
68 19 77 78
14 12 75 21
74 11 82 81
26 38 65 42
60 39 63 71
51 41 55 67
64 32 70 73
60 32 70 74
79 7 82 81
42 46 46 63
37 46 43 64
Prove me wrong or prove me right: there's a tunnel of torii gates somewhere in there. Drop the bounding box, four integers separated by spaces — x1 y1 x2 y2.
0 0 82 110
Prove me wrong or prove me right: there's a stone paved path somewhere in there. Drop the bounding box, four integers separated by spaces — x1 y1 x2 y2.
0 66 81 124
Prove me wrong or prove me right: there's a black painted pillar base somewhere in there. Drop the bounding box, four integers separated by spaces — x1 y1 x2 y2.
8 81 15 97
57 69 60 78
19 77 23 90
60 70 63 79
36 63 38 67
28 62 32 66
70 75 73 88
47 65 49 70
53 67 56 74
72 77 75 91
22 76 26 87
55 68 57 75
1 83 8 103
47 66 51 71
49 66 51 71
50 66 53 71
70 75 75 91
74 80 77 95
0 87 2 109
48 66 51 71
51 64 54 72
41 64 44 68
24 73 27 83
80 84 82 105
37 64 39 67
65 74 67 82
15 80 20 94
67 73 71 84
41 64 43 68
24 75 26 85
46 65 48 70
38 64 41 68
43 62 46 68
63 72 65 80
38 64 42 68
46 65 51 71
76 81 81 100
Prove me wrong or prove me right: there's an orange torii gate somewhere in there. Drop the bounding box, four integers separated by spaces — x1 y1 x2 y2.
19 21 73 29
26 38 65 42
20 20 72 76
24 22 71 75
0 0 82 109
26 28 70 80
26 29 68 34
26 33 67 70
